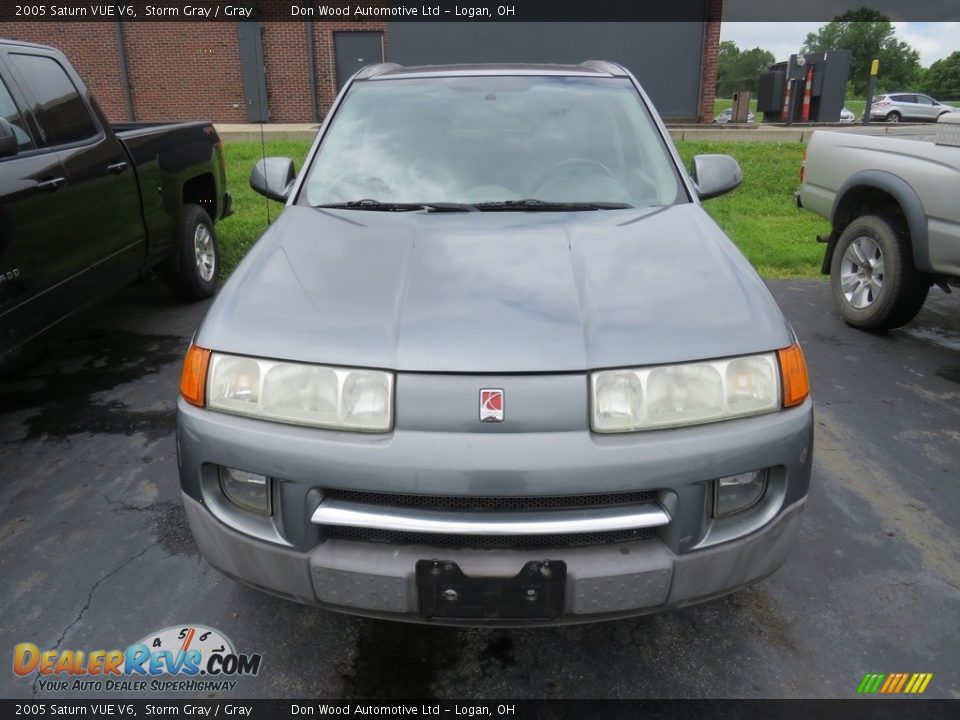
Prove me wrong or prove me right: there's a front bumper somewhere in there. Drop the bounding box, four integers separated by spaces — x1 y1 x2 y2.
183 492 805 625
177 397 813 624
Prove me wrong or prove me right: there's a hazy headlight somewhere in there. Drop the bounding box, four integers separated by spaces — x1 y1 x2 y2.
590 353 779 432
725 356 778 414
647 363 724 426
342 371 392 428
261 364 338 425
208 353 393 432
593 371 644 432
714 470 767 517
207 356 260 410
220 467 271 515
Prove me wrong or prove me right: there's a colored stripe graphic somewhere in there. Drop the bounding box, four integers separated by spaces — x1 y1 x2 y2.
880 674 897 693
890 673 910 693
858 673 932 694
857 673 885 694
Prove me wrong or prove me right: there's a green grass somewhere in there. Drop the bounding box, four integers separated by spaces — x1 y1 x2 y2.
220 140 828 280
676 142 828 278
218 141 310 274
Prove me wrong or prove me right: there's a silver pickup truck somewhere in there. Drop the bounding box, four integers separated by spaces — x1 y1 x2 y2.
797 116 960 330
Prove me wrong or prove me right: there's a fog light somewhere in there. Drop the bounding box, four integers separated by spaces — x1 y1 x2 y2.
219 467 271 515
714 470 767 517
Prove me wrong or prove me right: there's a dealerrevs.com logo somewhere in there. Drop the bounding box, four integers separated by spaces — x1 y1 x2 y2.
13 625 262 693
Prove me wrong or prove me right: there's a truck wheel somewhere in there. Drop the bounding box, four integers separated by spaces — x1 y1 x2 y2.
886 111 901 123
830 214 928 331
168 205 219 300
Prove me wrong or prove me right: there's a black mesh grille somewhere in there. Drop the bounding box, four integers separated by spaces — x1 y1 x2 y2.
323 488 659 513
325 525 657 549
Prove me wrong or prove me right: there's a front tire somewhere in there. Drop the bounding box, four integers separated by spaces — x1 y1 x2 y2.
167 205 219 300
829 214 928 331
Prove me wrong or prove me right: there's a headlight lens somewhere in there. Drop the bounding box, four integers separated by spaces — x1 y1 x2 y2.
219 467 271 515
207 353 393 432
714 470 768 517
591 353 779 432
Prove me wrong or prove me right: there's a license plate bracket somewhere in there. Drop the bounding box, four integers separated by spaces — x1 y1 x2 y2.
416 559 566 620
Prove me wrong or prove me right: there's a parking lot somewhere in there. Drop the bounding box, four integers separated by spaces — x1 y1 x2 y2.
1 278 958 699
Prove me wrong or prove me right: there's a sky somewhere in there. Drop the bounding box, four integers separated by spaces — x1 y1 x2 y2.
721 22 959 67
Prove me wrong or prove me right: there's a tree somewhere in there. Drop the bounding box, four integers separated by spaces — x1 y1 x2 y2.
716 41 775 98
923 52 960 100
801 8 922 96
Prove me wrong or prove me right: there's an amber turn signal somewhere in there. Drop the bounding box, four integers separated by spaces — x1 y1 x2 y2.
180 344 211 407
777 343 809 408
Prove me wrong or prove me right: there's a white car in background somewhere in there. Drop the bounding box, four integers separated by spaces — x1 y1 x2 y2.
839 107 855 123
870 93 959 123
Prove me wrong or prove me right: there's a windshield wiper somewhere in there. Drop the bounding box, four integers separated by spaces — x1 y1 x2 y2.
472 199 633 211
313 199 475 212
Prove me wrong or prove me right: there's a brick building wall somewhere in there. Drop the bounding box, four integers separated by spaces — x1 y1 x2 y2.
0 21 250 122
0 20 388 124
0 22 128 119
697 0 722 123
262 22 311 123
122 23 248 122
1 16 715 124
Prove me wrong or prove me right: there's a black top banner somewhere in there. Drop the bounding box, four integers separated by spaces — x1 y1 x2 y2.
2 700 960 719
0 0 958 22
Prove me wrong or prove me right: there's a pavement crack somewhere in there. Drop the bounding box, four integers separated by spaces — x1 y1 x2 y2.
99 495 198 558
31 545 152 698
101 492 154 514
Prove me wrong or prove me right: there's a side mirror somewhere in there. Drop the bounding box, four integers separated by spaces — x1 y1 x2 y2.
250 157 296 202
0 118 19 157
691 154 742 200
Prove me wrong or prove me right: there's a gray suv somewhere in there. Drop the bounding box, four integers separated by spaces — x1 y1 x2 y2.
870 93 958 123
177 62 813 625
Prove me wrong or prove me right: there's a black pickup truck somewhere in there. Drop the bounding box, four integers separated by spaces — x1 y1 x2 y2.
0 39 231 370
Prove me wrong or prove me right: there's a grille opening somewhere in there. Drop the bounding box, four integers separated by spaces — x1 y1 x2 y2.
322 488 660 513
325 526 657 549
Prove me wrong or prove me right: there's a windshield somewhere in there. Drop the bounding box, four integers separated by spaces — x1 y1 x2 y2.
300 75 685 210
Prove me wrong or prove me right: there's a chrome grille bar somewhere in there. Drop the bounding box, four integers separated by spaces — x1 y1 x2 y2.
311 499 670 536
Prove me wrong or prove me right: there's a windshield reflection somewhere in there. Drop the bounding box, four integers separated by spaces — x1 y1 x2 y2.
302 76 684 210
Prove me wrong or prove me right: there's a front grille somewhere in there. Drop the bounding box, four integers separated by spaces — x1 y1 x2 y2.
325 525 657 549
323 488 659 513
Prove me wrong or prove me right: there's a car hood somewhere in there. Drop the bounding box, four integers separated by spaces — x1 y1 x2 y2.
197 205 792 372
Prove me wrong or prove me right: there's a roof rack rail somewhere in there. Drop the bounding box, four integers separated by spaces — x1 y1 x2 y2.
579 60 628 77
355 63 402 80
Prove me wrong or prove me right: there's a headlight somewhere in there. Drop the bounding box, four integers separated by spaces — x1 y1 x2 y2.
220 467 271 515
590 353 779 432
714 470 767 517
206 352 393 432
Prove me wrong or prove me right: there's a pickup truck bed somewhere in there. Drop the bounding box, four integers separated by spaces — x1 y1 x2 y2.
798 119 960 329
111 120 232 268
0 40 231 370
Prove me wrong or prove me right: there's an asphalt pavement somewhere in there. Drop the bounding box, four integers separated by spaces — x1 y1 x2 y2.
1 277 958 699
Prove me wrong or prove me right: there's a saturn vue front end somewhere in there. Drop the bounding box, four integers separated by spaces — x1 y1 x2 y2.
176 61 813 625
